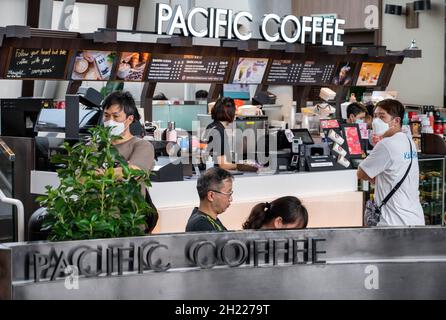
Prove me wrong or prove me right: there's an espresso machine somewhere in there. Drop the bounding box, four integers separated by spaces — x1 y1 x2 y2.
232 115 268 162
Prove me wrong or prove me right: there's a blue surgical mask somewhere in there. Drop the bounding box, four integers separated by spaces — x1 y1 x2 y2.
355 119 364 124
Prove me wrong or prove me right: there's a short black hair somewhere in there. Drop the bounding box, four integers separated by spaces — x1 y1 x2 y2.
211 97 236 122
347 102 367 118
102 91 140 122
364 102 375 117
375 99 405 124
197 167 234 200
153 93 168 100
195 90 208 99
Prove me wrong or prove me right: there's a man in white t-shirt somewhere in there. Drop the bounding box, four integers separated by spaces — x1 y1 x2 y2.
357 99 425 226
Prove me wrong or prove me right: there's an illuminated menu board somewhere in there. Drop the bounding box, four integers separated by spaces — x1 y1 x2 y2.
147 55 229 83
267 60 336 85
266 60 301 84
356 62 384 86
71 50 116 81
231 58 269 84
299 61 336 84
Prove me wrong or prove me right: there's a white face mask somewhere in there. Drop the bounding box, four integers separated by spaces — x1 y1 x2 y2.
372 118 390 136
104 120 126 136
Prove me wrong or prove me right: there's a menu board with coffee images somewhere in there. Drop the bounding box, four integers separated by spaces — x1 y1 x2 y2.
71 50 116 81
5 48 69 79
116 52 150 82
356 62 384 86
232 58 269 84
332 62 355 86
147 55 229 83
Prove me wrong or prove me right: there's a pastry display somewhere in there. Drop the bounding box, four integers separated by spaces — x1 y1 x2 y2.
117 52 150 81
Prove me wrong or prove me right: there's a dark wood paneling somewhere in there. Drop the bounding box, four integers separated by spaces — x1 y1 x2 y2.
209 84 223 101
23 0 41 98
2 137 36 241
21 81 34 97
26 0 41 28
106 5 119 29
0 216 13 242
133 0 140 31
293 86 311 112
292 0 383 45
66 81 82 94
0 33 404 67
141 82 157 122
54 0 139 5
293 0 381 29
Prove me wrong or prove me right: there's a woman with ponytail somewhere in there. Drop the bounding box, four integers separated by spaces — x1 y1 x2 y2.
242 196 308 230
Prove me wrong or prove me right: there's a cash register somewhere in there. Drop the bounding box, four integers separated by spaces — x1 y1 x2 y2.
274 128 340 172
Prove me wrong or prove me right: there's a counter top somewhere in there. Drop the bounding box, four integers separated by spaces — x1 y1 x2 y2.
150 169 358 208
418 154 446 160
31 169 359 208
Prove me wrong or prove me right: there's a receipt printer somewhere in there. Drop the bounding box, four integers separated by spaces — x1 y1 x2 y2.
252 91 277 105
300 143 336 171
151 157 183 182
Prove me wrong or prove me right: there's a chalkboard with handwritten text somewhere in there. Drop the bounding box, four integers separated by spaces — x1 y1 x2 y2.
5 48 69 79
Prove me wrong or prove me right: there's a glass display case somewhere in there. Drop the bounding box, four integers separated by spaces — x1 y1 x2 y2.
359 155 446 226
153 103 208 131
419 156 445 225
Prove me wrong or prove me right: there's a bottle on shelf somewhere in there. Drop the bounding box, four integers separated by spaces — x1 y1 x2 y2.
420 114 433 134
434 118 444 137
166 121 177 143
205 156 214 170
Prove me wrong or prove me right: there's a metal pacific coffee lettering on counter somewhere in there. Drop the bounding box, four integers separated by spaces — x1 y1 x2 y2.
156 3 345 46
31 237 326 282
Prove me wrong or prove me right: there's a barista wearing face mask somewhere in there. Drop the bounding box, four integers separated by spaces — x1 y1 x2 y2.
357 99 424 226
346 102 367 124
102 91 155 178
102 91 158 232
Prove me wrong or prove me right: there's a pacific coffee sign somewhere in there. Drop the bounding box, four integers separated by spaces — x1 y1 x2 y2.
156 3 346 46
31 237 327 282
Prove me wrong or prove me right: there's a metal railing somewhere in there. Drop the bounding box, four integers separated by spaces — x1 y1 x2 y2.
0 138 15 161
0 189 23 242
0 137 23 242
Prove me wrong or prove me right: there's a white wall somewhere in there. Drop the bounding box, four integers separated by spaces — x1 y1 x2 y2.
382 0 444 106
0 0 26 26
0 0 27 99
0 80 22 98
117 6 134 30
51 2 107 33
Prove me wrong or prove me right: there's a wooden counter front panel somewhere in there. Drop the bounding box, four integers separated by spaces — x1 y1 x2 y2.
151 191 363 234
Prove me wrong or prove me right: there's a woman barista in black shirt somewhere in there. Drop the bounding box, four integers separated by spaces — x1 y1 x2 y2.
203 97 257 172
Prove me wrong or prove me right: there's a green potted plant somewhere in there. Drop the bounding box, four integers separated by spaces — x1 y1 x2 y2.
36 125 157 241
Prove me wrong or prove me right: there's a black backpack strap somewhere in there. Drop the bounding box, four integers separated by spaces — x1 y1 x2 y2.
379 137 413 209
